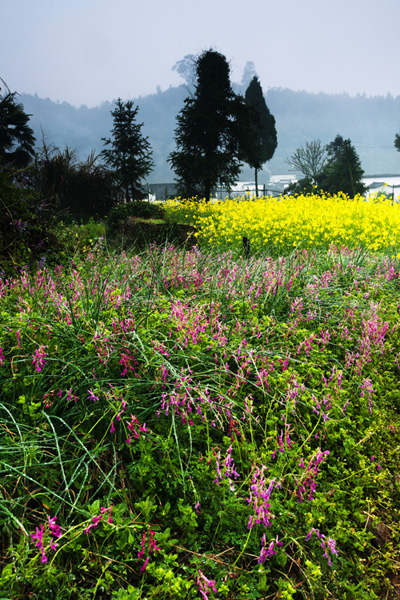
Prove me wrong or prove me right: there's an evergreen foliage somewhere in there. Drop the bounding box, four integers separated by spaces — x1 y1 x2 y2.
287 135 366 197
320 134 367 196
101 99 154 200
169 50 247 202
395 132 400 152
242 76 277 194
0 85 36 168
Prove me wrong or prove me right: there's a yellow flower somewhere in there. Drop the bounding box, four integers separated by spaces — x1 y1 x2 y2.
163 193 400 254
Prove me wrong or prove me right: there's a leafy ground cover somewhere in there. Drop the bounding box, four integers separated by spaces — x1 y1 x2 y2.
1 197 400 599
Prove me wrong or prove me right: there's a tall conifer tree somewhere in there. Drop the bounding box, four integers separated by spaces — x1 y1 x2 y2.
169 50 246 202
242 77 277 196
102 99 154 200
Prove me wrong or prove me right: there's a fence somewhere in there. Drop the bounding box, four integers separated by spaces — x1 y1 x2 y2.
212 184 285 200
147 183 287 202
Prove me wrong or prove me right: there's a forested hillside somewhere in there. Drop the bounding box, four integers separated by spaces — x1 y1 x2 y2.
21 86 400 182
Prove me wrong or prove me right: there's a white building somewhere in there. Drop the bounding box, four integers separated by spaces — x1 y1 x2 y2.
363 175 400 201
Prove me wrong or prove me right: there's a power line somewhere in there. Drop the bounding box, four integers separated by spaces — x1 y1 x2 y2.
353 142 395 149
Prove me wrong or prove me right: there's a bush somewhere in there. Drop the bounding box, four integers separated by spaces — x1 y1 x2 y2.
0 164 60 274
33 145 117 219
106 200 165 235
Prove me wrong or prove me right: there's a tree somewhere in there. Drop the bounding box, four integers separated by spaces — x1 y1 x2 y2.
0 82 35 167
319 135 366 197
240 62 258 90
172 54 197 91
101 99 154 200
285 139 327 182
395 133 400 152
168 49 247 202
242 76 277 196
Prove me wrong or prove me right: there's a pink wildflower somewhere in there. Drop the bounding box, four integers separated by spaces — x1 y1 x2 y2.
32 345 47 372
197 570 218 600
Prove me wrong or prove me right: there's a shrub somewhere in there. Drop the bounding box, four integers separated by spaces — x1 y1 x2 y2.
106 200 165 236
0 164 60 274
33 145 117 219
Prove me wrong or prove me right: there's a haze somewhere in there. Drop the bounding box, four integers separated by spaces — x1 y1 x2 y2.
2 0 400 107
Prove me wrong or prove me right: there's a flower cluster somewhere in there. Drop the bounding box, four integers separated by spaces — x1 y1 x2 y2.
246 465 276 530
258 533 283 564
84 504 113 535
305 528 339 566
30 515 62 563
196 570 218 600
213 444 240 491
126 414 148 445
138 527 160 572
165 193 400 254
360 377 375 413
32 344 48 372
296 449 330 502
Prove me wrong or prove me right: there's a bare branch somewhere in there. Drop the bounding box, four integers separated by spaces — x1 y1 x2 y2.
285 140 327 181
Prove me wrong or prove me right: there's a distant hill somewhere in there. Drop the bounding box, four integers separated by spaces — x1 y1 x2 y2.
20 87 400 183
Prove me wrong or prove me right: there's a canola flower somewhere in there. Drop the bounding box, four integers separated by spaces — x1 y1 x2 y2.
165 192 400 255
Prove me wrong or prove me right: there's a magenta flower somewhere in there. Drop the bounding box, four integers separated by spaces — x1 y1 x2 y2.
84 505 112 535
140 556 150 572
246 466 275 529
40 549 48 563
138 530 146 559
295 448 329 502
197 570 218 600
305 528 338 566
31 523 44 550
137 528 160 571
32 345 48 372
83 515 102 534
87 388 99 402
258 534 283 563
30 516 62 563
47 515 62 539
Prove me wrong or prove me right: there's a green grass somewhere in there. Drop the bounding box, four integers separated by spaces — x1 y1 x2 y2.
0 242 399 599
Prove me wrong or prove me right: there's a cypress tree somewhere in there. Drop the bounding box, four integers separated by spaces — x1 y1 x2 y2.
242 77 277 196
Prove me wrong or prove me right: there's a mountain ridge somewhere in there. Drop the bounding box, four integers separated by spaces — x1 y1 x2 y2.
20 86 400 182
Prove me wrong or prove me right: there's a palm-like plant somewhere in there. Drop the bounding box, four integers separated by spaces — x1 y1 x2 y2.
0 80 36 167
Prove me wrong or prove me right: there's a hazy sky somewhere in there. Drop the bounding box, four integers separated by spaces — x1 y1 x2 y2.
2 0 400 107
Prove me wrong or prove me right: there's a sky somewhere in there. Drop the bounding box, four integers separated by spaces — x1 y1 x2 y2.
2 0 400 107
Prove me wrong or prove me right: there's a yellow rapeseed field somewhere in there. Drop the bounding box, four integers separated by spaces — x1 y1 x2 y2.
165 192 400 254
